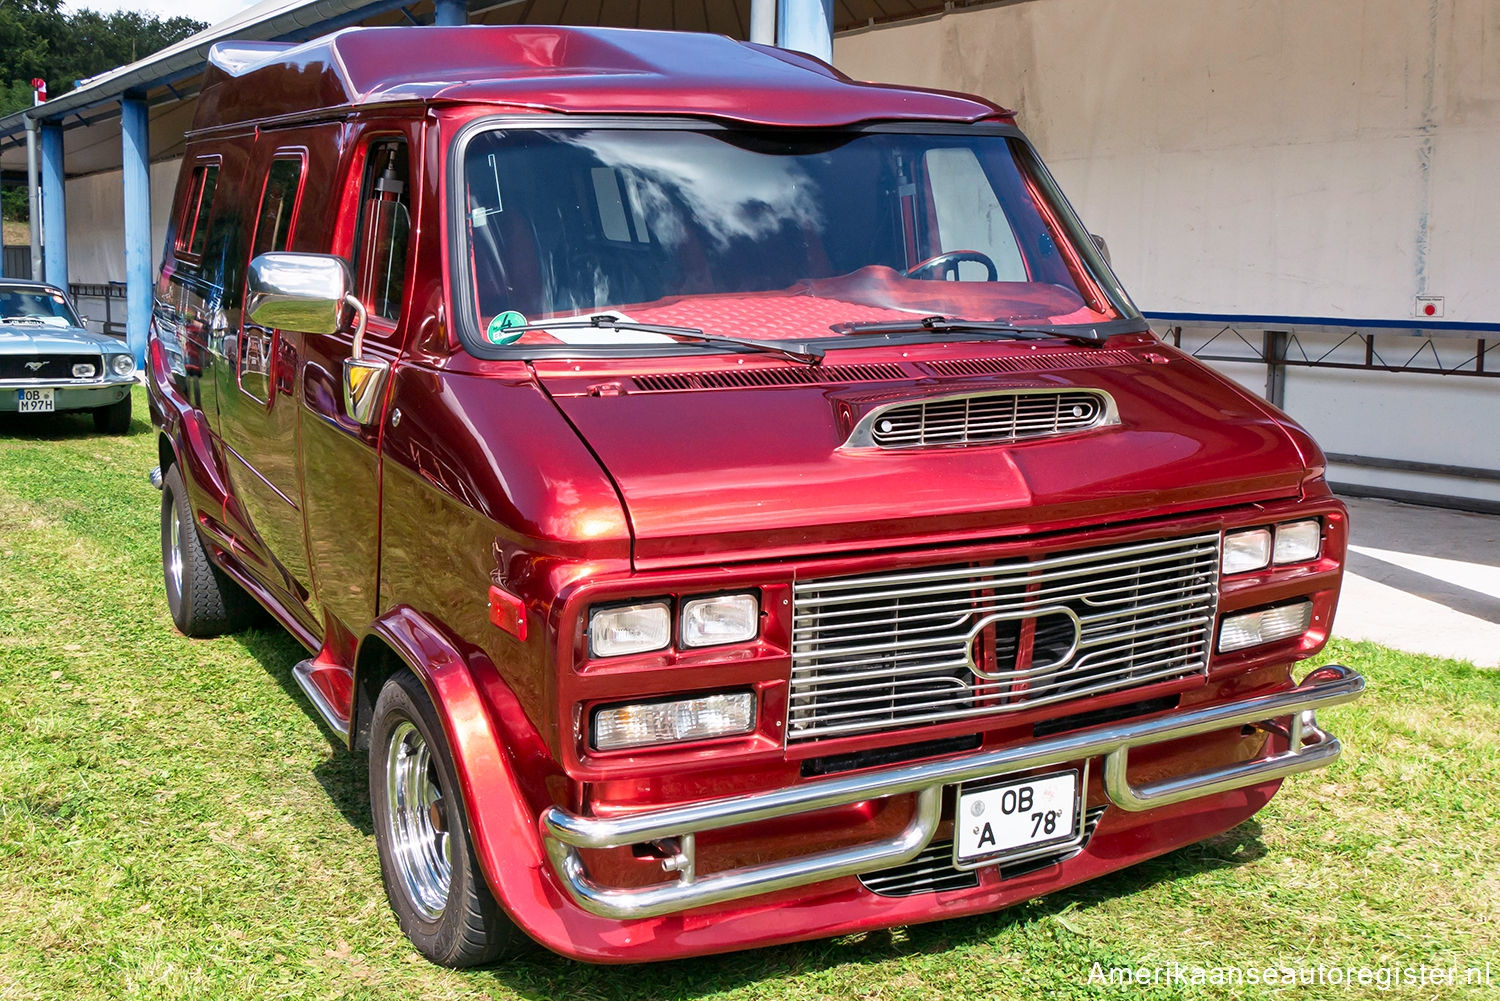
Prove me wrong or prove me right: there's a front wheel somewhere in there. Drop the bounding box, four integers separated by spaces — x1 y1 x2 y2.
93 395 131 434
370 671 522 967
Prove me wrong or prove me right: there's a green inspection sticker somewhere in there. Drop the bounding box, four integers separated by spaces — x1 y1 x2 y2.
486 310 527 344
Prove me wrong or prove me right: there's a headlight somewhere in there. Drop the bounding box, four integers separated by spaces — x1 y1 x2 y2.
110 354 135 377
588 601 670 658
72 362 97 378
592 692 756 750
681 593 759 648
1222 528 1273 574
1218 600 1313 652
1272 520 1321 564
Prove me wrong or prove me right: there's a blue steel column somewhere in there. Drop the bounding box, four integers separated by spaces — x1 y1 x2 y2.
433 0 466 26
122 95 151 365
39 122 67 290
750 0 776 44
776 0 833 62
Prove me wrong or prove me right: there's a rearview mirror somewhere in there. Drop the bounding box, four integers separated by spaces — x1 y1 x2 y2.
246 253 353 335
1090 234 1112 267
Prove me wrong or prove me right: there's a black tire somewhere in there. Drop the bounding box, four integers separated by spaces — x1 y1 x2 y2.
93 395 132 434
160 463 258 636
370 671 522 967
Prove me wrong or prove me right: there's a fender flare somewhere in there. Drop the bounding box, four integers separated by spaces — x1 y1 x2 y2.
150 336 232 516
363 605 634 959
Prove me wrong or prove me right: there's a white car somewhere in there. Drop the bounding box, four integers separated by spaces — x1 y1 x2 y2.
0 280 136 433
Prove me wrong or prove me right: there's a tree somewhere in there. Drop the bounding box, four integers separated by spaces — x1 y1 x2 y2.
0 3 206 220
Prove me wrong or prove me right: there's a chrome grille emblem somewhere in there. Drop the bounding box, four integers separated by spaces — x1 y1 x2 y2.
24 361 44 371
965 606 1081 681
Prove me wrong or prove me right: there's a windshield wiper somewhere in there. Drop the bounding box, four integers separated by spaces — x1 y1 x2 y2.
521 314 825 366
830 315 1103 344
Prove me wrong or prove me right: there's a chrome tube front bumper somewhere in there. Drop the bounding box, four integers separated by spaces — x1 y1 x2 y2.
541 664 1364 920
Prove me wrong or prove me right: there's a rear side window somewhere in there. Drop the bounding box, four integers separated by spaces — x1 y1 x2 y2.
251 156 305 257
352 138 411 322
175 162 220 259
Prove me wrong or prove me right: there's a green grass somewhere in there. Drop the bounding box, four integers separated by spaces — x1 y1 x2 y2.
1 386 1496 999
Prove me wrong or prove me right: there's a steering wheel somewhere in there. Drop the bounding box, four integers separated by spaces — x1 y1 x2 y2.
902 250 999 282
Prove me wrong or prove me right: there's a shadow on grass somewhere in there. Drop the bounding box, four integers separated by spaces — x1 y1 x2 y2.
230 623 374 835
0 407 150 440
476 818 1267 999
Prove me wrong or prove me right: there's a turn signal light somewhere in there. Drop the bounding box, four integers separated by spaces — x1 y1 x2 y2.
1218 601 1313 653
592 692 756 751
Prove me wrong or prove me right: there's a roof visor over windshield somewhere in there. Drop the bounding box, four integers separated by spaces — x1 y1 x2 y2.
457 125 1138 356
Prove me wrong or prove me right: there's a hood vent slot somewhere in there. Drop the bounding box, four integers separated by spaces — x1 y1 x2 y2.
921 349 1139 378
632 362 907 393
847 388 1118 450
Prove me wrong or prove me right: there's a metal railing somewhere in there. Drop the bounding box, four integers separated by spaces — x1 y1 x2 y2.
68 280 126 338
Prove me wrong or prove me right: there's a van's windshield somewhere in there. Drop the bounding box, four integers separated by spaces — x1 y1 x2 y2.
458 127 1135 353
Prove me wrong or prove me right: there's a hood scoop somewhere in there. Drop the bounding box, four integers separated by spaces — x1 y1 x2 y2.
844 388 1119 450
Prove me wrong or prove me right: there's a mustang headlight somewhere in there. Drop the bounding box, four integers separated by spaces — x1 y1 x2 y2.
588 601 671 658
592 692 756 750
109 354 135 378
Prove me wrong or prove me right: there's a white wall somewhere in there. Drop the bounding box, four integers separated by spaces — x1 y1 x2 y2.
62 158 180 285
836 0 1500 507
835 0 1500 323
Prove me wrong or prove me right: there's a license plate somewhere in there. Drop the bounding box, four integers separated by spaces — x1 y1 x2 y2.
17 388 54 413
954 770 1080 867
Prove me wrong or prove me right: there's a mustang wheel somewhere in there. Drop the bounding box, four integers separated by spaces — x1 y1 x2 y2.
370 671 521 966
159 464 257 636
93 395 132 434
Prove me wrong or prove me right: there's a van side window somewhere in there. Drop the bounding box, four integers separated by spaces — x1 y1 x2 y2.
252 157 305 257
352 139 411 321
175 163 220 258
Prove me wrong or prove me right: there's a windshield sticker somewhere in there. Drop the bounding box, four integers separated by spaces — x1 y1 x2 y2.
486 310 527 344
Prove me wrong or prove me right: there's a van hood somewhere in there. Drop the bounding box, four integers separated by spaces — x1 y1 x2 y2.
536 344 1315 568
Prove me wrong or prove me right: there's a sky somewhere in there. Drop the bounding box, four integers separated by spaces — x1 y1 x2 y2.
65 0 262 28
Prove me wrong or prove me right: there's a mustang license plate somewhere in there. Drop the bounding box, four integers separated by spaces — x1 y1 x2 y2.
954 769 1081 867
17 388 54 413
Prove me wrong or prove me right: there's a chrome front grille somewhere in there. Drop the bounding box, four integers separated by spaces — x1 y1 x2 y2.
0 353 101 382
787 534 1220 743
849 389 1116 449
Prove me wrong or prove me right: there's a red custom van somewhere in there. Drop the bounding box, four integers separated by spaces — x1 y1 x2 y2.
149 25 1364 966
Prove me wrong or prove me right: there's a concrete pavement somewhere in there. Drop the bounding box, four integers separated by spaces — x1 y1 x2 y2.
1334 495 1500 667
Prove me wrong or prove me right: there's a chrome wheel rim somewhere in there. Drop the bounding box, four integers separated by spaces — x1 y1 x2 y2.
167 500 184 598
385 721 452 920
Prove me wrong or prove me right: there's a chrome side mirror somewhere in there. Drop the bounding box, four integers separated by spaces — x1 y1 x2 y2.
247 253 353 335
246 252 388 426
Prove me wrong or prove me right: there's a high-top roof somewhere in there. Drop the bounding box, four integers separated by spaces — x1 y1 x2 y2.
191 26 1008 133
